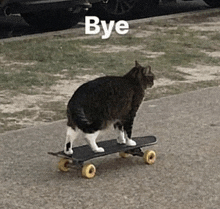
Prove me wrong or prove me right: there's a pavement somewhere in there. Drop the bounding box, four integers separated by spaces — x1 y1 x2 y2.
1 86 220 208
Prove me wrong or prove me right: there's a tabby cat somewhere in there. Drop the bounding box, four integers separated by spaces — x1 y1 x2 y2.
64 61 154 154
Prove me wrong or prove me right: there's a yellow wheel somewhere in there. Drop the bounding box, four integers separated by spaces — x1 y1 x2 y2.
58 158 70 172
143 150 156 165
119 152 130 158
82 164 96 179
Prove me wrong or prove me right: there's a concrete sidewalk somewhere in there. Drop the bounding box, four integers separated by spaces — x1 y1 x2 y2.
1 87 220 208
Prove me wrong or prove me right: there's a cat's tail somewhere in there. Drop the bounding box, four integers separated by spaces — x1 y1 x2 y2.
67 107 101 133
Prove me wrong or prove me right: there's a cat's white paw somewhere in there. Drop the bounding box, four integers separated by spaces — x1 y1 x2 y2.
64 149 73 155
93 147 105 153
126 139 136 146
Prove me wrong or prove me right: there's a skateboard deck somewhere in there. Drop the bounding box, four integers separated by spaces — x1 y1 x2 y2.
48 136 157 166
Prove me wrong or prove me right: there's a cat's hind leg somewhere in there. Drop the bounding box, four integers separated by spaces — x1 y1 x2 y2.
114 122 126 144
124 121 137 146
64 126 79 155
84 131 104 153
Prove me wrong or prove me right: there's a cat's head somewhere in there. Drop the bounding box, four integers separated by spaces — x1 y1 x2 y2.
124 61 154 89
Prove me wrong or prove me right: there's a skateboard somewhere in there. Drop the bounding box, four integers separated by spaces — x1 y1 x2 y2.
48 136 157 179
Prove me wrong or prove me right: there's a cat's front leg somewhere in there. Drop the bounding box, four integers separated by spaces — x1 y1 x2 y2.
117 134 126 144
116 129 126 144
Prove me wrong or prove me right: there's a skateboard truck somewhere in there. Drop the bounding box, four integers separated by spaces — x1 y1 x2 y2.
102 0 109 3
125 148 144 157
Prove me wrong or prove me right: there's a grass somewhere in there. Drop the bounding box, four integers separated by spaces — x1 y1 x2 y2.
0 13 220 133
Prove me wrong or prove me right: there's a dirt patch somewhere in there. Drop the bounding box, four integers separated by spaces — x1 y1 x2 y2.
189 22 220 31
177 65 220 82
0 75 101 131
50 74 100 98
201 50 220 58
83 44 165 58
154 65 220 86
132 30 155 38
83 45 143 53
154 78 175 87
0 56 37 67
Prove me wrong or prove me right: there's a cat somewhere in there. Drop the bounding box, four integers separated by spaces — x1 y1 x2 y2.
64 61 154 155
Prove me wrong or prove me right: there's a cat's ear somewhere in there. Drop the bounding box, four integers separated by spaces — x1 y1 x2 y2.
143 66 151 75
135 61 142 68
147 66 152 74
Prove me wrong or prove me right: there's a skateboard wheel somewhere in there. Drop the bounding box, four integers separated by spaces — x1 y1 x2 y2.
143 150 156 165
58 158 70 172
82 164 96 179
119 152 129 158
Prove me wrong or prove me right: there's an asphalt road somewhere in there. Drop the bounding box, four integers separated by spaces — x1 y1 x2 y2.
1 86 220 208
0 0 210 39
